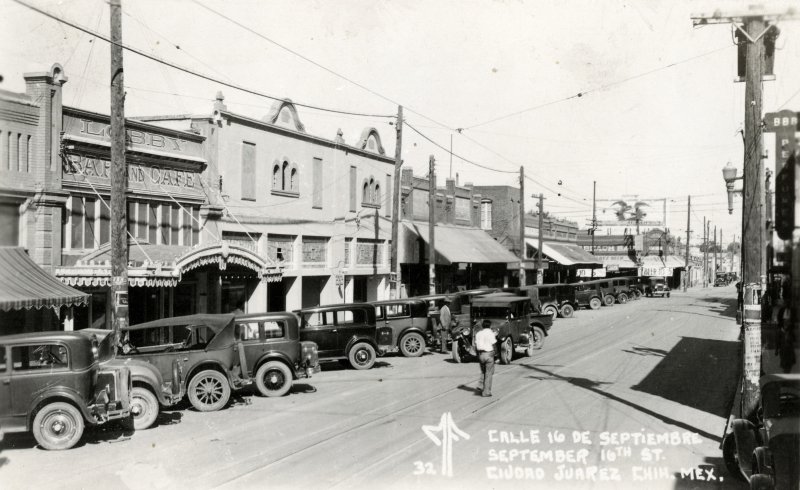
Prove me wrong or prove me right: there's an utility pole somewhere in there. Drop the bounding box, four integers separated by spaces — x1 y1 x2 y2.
109 0 128 351
390 106 403 299
702 217 707 288
591 181 597 278
537 193 544 285
428 155 436 295
714 225 718 277
684 195 690 292
720 229 723 274
518 167 526 286
693 1 799 420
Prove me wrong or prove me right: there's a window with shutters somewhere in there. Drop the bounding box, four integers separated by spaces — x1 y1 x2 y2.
241 142 256 201
312 157 322 209
481 200 492 230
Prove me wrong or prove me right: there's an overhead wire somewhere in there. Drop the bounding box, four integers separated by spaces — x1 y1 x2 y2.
10 0 396 120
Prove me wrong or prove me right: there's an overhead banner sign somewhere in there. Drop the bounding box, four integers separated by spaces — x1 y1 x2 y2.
596 198 667 228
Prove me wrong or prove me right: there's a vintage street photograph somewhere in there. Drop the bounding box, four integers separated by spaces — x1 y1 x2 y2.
0 1 798 488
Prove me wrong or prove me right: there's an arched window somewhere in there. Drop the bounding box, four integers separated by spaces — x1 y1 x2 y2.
374 184 381 206
272 164 280 189
362 181 370 203
290 166 298 192
281 161 289 190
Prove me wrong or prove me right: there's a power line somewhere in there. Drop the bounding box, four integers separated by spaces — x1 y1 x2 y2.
191 0 455 132
404 121 518 174
11 0 395 120
462 44 733 130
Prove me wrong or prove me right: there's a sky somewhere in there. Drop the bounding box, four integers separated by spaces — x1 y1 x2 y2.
2 0 799 247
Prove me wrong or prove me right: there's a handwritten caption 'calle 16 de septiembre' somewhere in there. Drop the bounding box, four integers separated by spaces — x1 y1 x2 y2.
485 429 721 483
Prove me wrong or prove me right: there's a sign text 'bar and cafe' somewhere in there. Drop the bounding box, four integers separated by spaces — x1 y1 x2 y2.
61 113 205 198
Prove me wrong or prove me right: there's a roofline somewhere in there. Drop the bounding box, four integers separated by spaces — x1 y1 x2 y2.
64 106 206 142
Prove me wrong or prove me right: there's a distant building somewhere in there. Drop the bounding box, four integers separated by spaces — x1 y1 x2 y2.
398 174 519 296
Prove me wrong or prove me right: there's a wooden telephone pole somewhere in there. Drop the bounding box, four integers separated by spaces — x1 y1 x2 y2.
110 0 128 349
537 194 544 285
390 106 403 298
684 195 690 292
692 5 799 418
518 167 526 286
428 155 436 295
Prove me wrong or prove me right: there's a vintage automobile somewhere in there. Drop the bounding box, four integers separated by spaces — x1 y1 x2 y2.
569 280 606 310
645 277 671 298
297 303 393 370
506 284 578 319
370 298 432 357
725 374 800 488
120 314 251 412
0 331 132 450
451 293 552 364
416 288 497 330
80 329 182 430
714 272 729 287
233 312 320 397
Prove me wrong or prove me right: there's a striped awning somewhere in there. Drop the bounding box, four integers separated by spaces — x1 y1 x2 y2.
0 247 89 311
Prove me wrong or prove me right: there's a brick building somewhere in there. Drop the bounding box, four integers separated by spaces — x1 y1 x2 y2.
398 174 519 296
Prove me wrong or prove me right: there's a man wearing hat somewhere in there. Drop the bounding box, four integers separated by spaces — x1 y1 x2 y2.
437 298 452 354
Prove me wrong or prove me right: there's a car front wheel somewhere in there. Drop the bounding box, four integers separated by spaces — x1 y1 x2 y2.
543 305 558 320
499 337 513 365
603 295 615 306
617 293 628 304
187 370 231 412
255 361 293 397
399 332 426 357
589 297 602 310
452 340 464 363
33 402 84 450
349 342 376 370
130 386 159 430
560 304 575 318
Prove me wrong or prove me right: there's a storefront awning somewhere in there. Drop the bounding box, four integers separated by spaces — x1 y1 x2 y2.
642 255 685 268
0 247 89 311
56 241 282 287
404 222 520 265
525 239 602 266
599 255 639 269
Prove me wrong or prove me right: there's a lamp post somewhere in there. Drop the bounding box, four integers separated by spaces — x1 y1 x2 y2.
722 161 743 215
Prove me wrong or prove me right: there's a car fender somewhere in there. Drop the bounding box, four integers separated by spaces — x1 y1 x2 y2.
398 326 428 343
254 352 299 379
108 358 172 404
530 321 550 336
27 387 94 429
344 335 378 355
185 361 232 387
732 418 759 479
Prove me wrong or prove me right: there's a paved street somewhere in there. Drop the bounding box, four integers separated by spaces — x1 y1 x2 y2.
0 286 745 490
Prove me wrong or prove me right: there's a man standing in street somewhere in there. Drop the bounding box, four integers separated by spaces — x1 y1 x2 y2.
475 319 497 397
438 298 452 354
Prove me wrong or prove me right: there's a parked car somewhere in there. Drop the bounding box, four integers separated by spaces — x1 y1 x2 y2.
297 303 393 370
370 298 432 357
451 293 552 364
0 331 132 450
645 277 671 298
570 280 606 310
725 374 800 488
120 314 251 412
79 329 182 430
416 288 497 331
505 284 578 319
714 273 729 287
608 277 637 304
233 312 320 397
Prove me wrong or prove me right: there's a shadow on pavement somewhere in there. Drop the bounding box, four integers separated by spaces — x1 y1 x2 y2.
0 422 135 451
622 346 669 357
318 360 393 371
694 295 738 319
521 364 723 443
631 337 739 419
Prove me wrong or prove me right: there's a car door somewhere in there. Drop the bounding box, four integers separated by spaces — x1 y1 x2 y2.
236 320 264 377
9 343 74 421
301 311 339 358
335 309 376 347
0 345 11 426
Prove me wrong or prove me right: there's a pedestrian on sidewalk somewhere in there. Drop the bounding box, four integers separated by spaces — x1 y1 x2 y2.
475 319 497 397
438 298 452 354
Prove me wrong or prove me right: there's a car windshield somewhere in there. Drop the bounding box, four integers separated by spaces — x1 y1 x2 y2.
473 306 513 318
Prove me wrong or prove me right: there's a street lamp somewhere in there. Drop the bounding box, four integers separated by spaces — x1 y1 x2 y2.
722 161 743 215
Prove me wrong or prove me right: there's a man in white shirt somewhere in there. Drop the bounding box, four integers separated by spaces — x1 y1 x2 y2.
474 319 497 397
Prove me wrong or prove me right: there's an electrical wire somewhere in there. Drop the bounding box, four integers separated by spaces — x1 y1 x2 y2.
462 44 733 130
10 0 396 120
191 0 454 132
